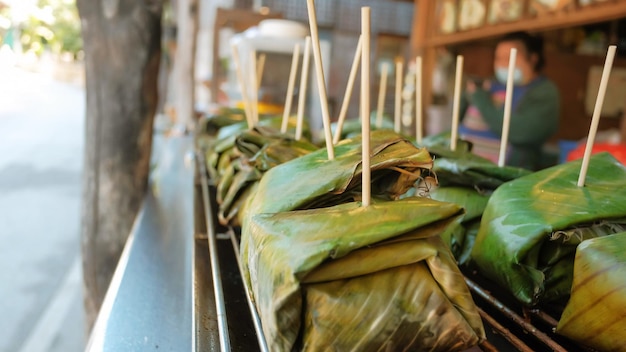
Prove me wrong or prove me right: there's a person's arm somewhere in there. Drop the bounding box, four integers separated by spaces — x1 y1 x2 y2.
467 81 559 146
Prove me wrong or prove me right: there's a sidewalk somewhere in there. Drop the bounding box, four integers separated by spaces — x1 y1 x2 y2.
0 62 85 352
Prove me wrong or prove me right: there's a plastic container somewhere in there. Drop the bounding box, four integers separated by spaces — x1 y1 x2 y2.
566 142 626 165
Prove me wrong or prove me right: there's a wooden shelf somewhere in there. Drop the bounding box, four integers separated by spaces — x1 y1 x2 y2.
427 1 626 47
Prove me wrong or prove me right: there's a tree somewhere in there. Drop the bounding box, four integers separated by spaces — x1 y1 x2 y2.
76 0 162 330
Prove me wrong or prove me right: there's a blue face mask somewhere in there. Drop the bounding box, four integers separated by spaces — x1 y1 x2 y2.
495 67 523 84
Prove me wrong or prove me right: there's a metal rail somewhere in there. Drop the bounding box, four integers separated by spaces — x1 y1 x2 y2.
464 277 568 352
197 153 232 352
477 307 534 352
227 228 270 352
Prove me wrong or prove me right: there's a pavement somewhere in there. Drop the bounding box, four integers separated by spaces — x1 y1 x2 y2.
0 60 86 352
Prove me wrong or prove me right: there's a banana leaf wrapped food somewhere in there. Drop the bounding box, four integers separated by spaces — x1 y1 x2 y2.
216 127 317 226
203 115 310 182
427 145 530 190
241 130 433 219
556 231 626 352
426 145 530 263
202 107 247 135
430 187 489 264
247 199 485 351
331 114 395 141
471 152 626 305
240 130 485 350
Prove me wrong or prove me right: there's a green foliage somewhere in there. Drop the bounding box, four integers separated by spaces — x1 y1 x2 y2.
18 0 82 58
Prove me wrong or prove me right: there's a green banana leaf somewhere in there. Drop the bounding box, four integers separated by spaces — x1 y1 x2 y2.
423 144 528 263
201 108 305 137
471 152 626 305
556 232 626 352
430 186 489 262
243 130 433 218
202 107 247 132
205 134 238 182
331 114 395 142
234 126 317 160
428 146 531 189
241 130 434 267
246 198 485 351
216 115 311 141
430 187 489 223
217 135 318 226
203 115 310 179
420 131 473 153
249 139 319 172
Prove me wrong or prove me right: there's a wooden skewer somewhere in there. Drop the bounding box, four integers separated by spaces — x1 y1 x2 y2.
361 6 371 207
296 37 312 141
394 59 403 133
333 35 363 145
498 48 517 167
230 43 253 129
450 55 464 151
306 0 334 160
415 56 423 145
578 45 617 187
281 43 301 134
249 50 260 125
375 62 389 129
256 53 266 90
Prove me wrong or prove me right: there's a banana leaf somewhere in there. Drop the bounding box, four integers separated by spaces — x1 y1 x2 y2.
420 131 473 153
243 130 433 218
241 130 434 266
205 134 239 182
216 115 311 141
246 198 485 351
218 134 318 226
428 146 531 189
331 114 395 142
202 108 303 136
471 152 626 305
424 144 529 263
556 232 626 352
202 107 247 133
430 186 489 263
203 116 311 181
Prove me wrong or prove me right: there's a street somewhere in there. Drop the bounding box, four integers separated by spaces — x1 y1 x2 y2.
0 63 85 352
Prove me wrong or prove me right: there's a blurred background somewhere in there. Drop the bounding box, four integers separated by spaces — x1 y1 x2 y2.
0 1 85 352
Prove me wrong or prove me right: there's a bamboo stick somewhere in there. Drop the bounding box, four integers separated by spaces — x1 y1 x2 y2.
306 0 334 160
415 56 423 145
578 45 617 187
361 7 371 207
450 55 464 151
281 44 301 134
394 60 403 133
498 48 517 167
333 35 363 145
375 62 389 129
256 53 266 90
230 43 253 129
296 37 312 141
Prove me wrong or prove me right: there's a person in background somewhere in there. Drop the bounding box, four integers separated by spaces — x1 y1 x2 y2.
461 31 560 170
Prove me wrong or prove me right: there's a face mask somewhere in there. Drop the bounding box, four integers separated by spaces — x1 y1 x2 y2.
495 67 523 84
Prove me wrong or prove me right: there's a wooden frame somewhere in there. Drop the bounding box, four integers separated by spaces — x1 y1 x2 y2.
410 0 626 108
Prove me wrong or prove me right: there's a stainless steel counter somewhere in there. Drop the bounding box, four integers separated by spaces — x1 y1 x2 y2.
84 133 585 352
86 135 195 352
